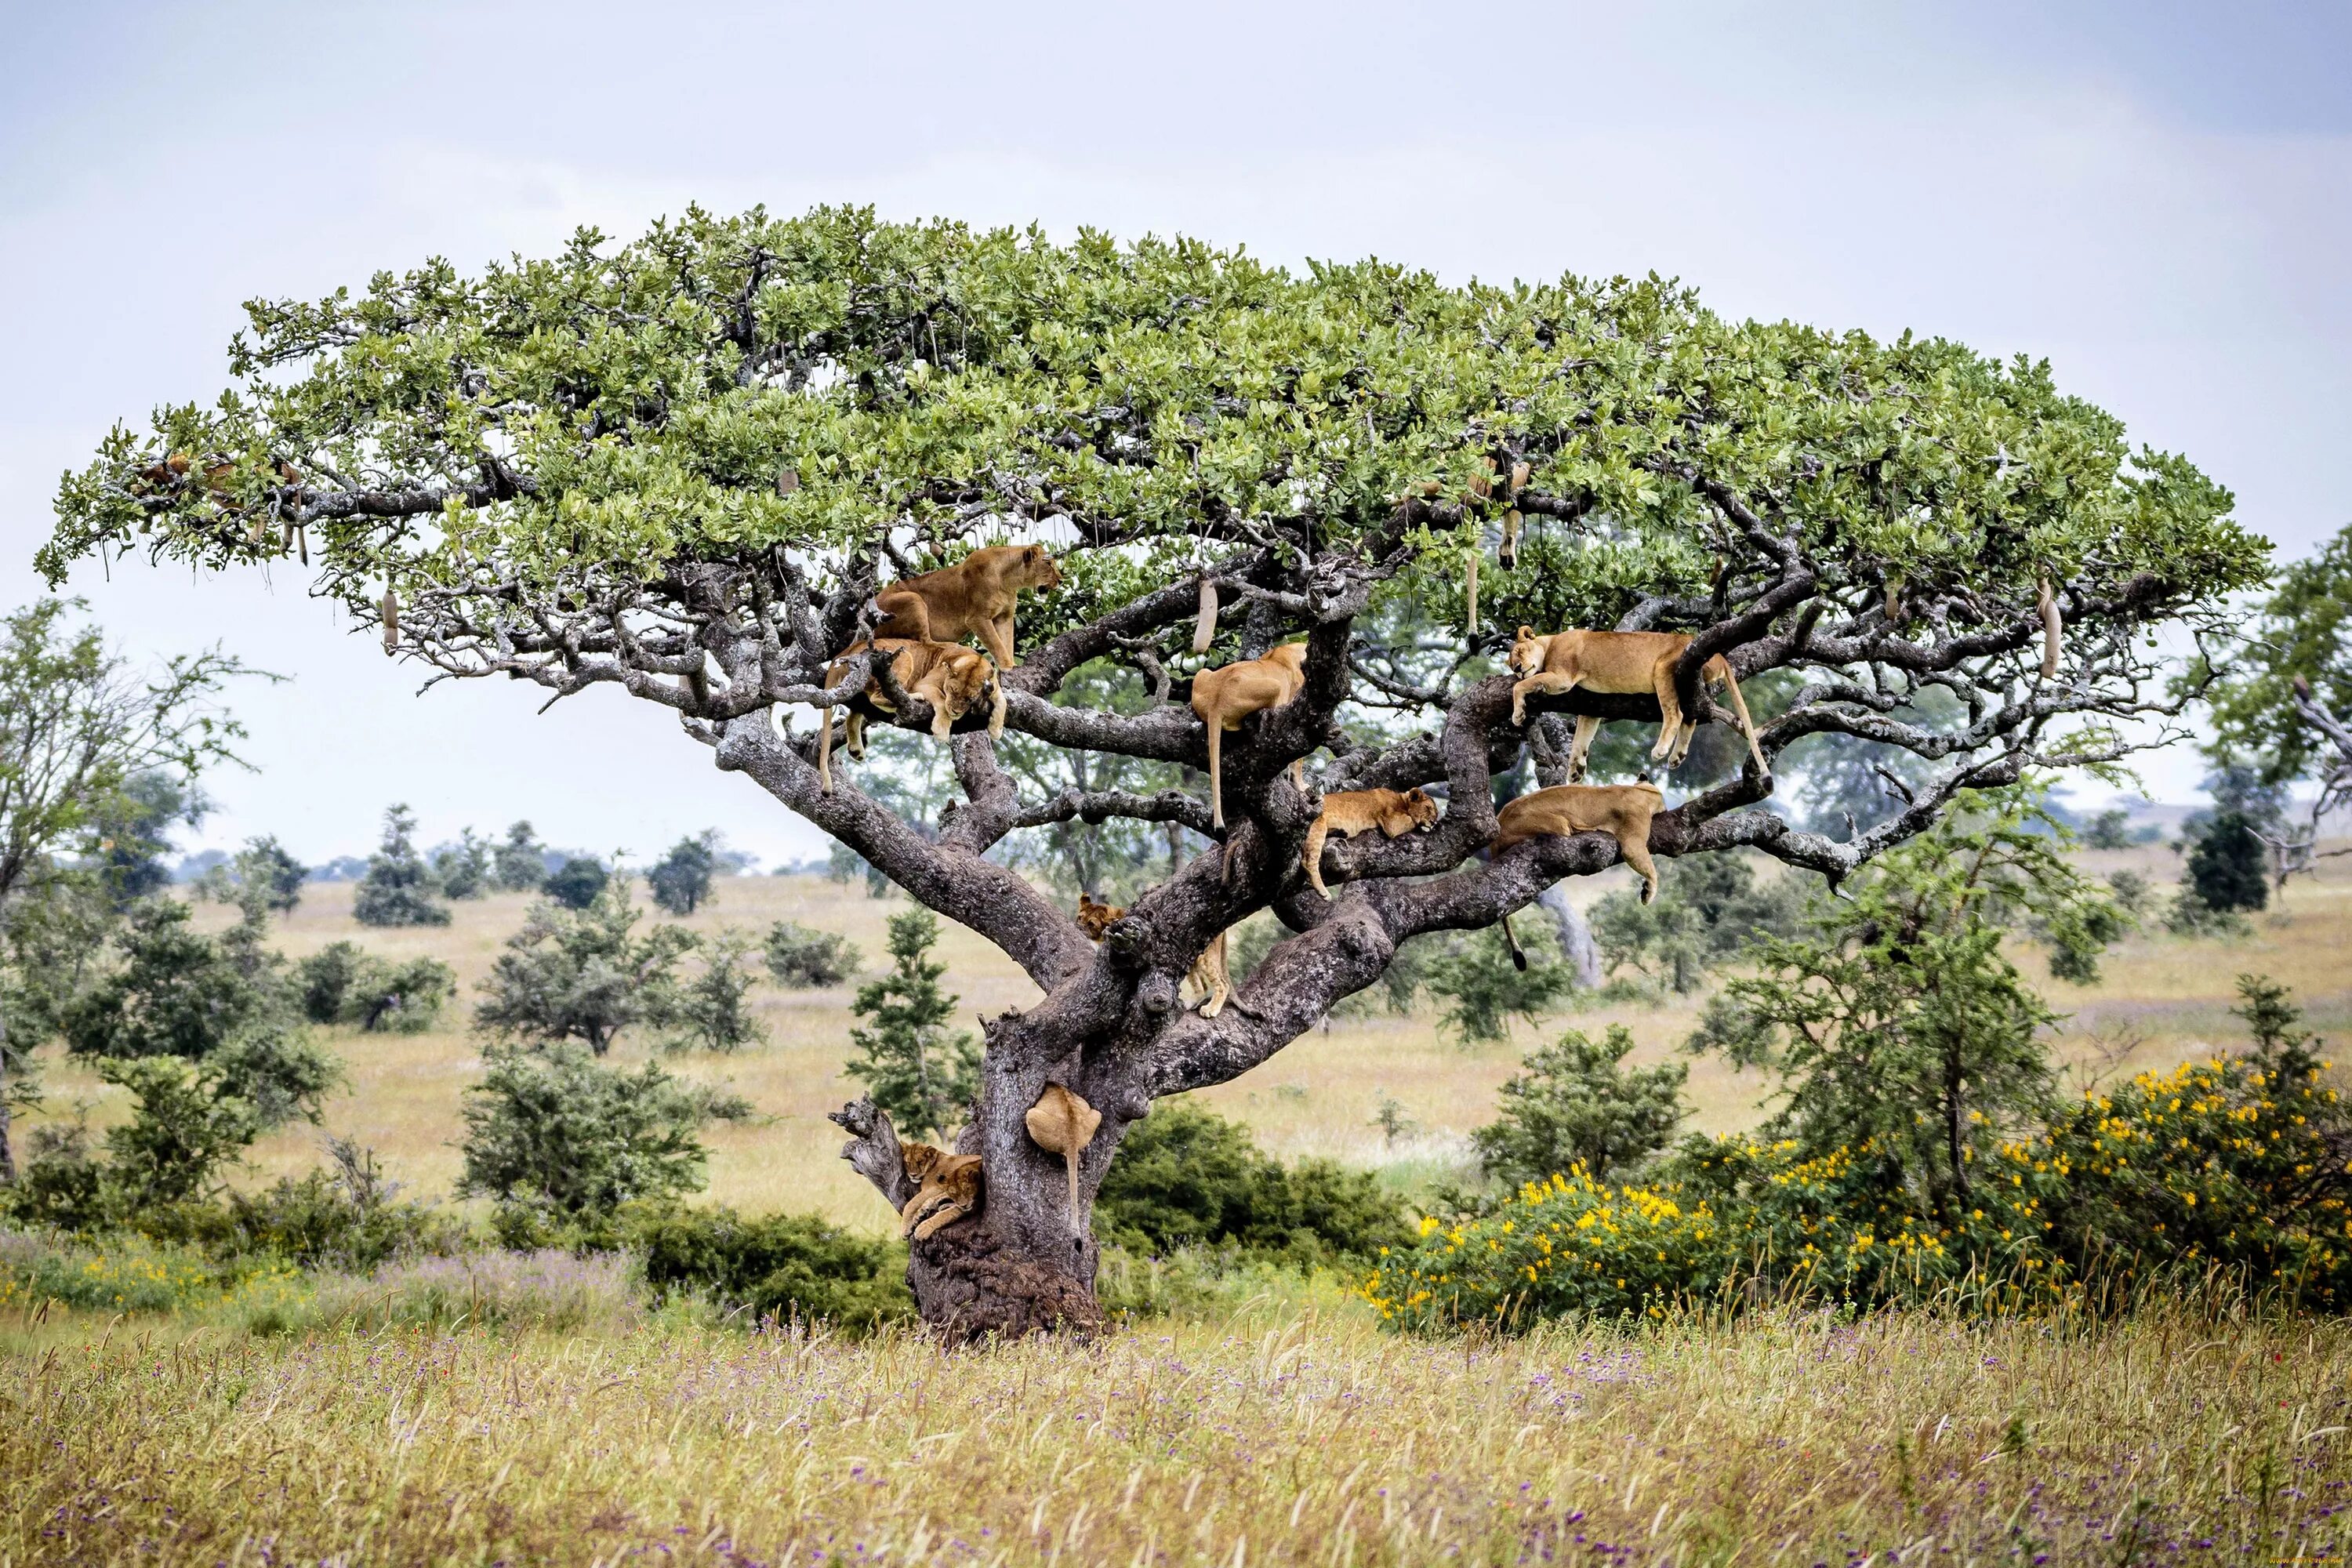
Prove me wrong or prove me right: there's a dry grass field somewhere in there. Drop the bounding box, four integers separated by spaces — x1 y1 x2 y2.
16 840 2351 1236
2 1293 2345 1563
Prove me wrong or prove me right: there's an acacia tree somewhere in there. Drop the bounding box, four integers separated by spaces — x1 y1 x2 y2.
42 206 2263 1334
2203 521 2352 878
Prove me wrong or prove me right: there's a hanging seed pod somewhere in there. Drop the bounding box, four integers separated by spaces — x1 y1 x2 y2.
1464 550 1479 633
1500 509 1522 571
296 524 309 566
1192 575 1219 655
380 586 399 654
2037 575 2062 678
777 467 800 496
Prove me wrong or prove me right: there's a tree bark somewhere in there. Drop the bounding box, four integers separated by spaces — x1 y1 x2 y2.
1537 884 1604 989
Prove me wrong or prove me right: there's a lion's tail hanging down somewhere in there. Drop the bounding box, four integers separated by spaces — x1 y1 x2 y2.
1500 913 1526 971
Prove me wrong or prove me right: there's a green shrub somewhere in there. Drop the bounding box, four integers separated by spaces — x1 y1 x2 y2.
635 1206 913 1330
1471 1025 1687 1187
543 856 608 910
659 928 768 1053
1094 1099 1407 1267
347 953 455 1033
648 831 719 916
473 884 692 1054
1367 988 2352 1331
764 920 859 988
456 1044 709 1218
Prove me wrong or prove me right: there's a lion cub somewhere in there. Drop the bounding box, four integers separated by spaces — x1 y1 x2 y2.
1507 626 1767 782
898 1142 983 1241
818 637 1005 793
873 543 1062 670
1301 787 1442 898
1190 641 1311 829
1490 782 1666 903
1074 894 1232 1018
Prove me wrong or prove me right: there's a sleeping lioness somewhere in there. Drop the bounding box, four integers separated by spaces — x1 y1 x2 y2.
1301 786 1442 898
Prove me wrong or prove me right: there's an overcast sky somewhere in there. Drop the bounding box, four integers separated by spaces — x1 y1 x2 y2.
2 1 2345 866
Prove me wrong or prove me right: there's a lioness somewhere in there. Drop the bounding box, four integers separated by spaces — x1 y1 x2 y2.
898 1142 983 1241
873 543 1062 670
1507 626 1768 782
1073 894 1232 1018
1190 641 1311 829
1490 782 1666 903
1301 786 1442 898
818 637 1004 793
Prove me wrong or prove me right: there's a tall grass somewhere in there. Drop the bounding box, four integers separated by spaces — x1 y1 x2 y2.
2 1295 2344 1564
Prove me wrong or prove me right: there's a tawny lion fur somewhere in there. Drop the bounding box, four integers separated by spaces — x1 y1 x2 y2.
1302 787 1442 898
1489 782 1668 904
1023 1083 1102 1230
1189 641 1310 829
897 1142 983 1241
1507 626 1768 782
818 638 1004 793
1073 895 1232 1019
872 543 1062 670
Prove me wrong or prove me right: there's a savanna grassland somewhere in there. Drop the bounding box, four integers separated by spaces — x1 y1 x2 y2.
3 845 2350 1565
18 840 2351 1231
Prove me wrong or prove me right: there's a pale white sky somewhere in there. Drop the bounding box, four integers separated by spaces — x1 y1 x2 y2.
2 2 2345 864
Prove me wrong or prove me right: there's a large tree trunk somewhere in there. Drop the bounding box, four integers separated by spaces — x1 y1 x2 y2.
832 1015 1130 1341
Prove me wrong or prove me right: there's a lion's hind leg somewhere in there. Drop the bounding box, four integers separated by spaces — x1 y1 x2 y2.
1650 652 1687 766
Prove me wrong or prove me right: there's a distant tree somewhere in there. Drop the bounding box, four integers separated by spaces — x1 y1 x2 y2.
60 897 338 1129
763 921 860 988
292 941 455 1033
232 835 307 912
2203 521 2352 877
1471 1025 1689 1187
543 855 608 911
197 833 308 912
2082 808 2134 851
352 805 451 927
96 771 206 907
492 821 549 892
2183 805 2270 917
62 898 276 1062
1589 851 1807 996
1424 920 1575 1047
432 828 492 900
456 1044 708 1218
845 909 980 1142
473 884 693 1055
659 927 768 1053
648 830 719 916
